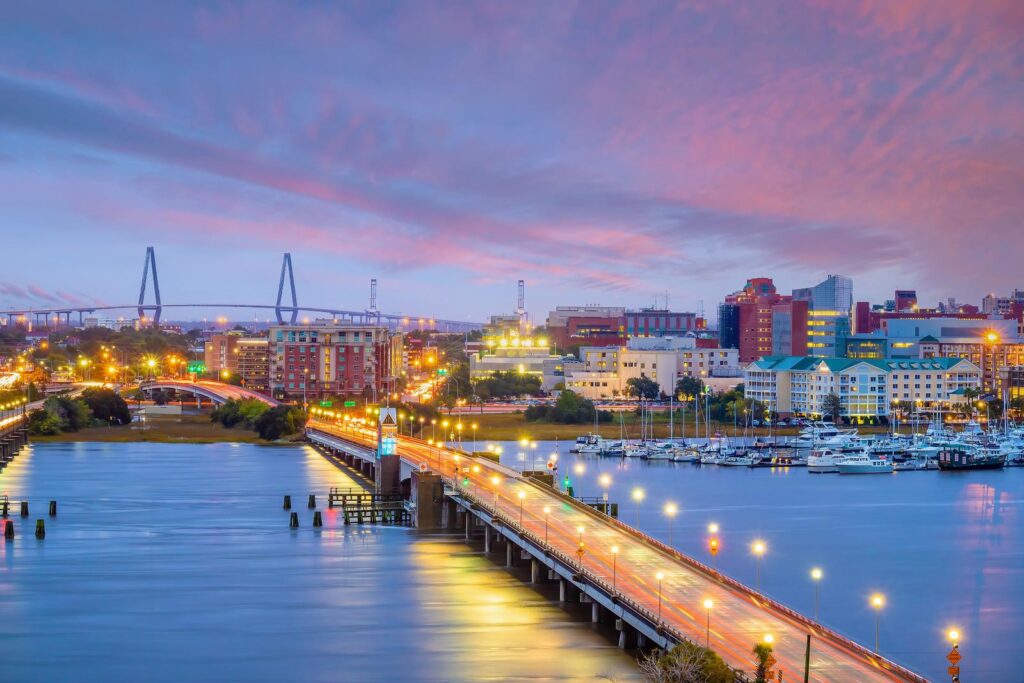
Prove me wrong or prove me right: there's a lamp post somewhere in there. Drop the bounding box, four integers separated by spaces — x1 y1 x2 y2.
870 593 885 653
947 629 961 683
576 526 585 571
703 598 713 646
752 540 766 592
810 567 823 621
491 476 501 510
471 422 478 450
656 572 665 624
611 545 619 594
631 487 645 527
517 490 526 527
599 473 611 514
663 502 678 547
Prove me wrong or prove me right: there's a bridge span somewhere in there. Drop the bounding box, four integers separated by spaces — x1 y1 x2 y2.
139 380 279 407
306 418 924 683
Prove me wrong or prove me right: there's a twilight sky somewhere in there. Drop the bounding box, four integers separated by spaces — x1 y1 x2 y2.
1 1 1021 323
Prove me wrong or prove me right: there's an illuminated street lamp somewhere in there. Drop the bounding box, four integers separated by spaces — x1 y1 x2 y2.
708 522 719 535
576 526 585 571
631 487 645 527
471 422 478 450
752 540 767 592
542 506 551 546
663 502 678 547
947 628 961 681
517 490 526 526
598 473 611 514
703 599 714 646
810 567 824 621
490 476 501 509
870 593 885 653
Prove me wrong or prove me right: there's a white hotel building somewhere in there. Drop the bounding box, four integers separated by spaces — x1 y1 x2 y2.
744 356 981 421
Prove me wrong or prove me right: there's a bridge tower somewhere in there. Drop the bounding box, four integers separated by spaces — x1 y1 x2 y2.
375 407 401 495
275 253 299 325
137 246 162 326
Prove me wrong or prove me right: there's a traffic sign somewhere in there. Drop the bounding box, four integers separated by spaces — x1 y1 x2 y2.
319 400 333 407
766 654 777 668
187 361 206 374
947 649 962 665
343 400 356 407
947 666 960 677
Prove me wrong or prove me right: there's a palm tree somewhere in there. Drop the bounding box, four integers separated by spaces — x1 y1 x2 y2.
753 642 773 683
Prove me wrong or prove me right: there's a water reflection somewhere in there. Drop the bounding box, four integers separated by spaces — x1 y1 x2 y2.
0 443 639 683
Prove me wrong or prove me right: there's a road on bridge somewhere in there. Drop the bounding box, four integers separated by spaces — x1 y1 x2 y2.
308 419 920 683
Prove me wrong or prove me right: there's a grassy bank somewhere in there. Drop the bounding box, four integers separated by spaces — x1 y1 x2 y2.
30 415 298 445
445 412 899 442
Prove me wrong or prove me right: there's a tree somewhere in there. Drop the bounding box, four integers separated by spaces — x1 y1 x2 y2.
626 374 661 400
753 642 773 683
81 387 131 425
821 392 843 421
254 405 306 440
473 371 542 400
524 390 612 425
675 376 705 400
639 640 734 683
28 396 92 434
211 398 271 429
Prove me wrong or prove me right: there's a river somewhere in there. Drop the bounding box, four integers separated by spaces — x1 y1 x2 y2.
0 442 641 683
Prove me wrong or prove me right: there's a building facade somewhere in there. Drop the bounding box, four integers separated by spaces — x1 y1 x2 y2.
745 356 981 421
269 323 400 401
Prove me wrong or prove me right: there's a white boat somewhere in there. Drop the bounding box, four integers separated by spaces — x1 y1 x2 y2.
719 452 756 467
807 448 843 474
892 456 929 471
699 451 722 465
623 443 649 458
643 443 674 460
574 434 605 455
837 453 893 474
671 449 699 463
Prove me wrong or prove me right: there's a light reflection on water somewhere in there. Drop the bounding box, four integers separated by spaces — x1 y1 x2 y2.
488 439 1023 682
0 443 640 683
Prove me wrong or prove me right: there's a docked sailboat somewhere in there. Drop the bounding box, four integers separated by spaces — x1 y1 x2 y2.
807 448 843 473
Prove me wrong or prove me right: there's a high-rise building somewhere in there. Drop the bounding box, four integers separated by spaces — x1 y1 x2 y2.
269 323 401 401
792 275 854 358
722 278 807 362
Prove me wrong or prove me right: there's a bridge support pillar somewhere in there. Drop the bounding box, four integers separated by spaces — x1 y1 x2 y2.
505 542 513 568
591 602 600 623
530 559 540 584
409 470 443 529
559 579 567 603
464 512 473 540
616 619 633 649
484 525 491 553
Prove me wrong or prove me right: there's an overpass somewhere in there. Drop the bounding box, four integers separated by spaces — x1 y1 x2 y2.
0 398 32 468
139 380 280 407
306 417 925 683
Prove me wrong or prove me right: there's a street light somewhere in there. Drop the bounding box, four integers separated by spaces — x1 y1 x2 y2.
610 545 619 593
471 422 478 450
663 502 678 547
947 628 961 680
631 487 645 527
870 593 885 653
752 540 766 592
517 490 526 526
708 522 719 535
491 476 501 509
703 598 713 646
599 473 611 514
656 571 665 624
576 526 585 570
810 567 824 621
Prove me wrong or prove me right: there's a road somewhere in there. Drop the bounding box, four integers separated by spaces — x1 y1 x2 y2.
309 418 921 683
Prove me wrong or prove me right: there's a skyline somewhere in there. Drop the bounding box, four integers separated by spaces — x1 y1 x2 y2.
2 2 1022 318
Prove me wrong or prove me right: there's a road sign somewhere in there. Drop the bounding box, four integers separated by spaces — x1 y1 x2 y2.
947 666 960 677
343 400 356 407
319 400 333 407
187 361 206 374
766 654 777 668
947 649 962 665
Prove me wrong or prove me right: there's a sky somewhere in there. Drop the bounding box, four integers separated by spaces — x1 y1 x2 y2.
0 1 1021 324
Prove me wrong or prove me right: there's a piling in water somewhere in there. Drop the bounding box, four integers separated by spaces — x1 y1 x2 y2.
283 495 291 510
313 511 323 527
3 520 13 540
1 500 7 517
289 512 299 528
20 501 28 517
49 500 57 517
308 494 316 509
35 519 44 539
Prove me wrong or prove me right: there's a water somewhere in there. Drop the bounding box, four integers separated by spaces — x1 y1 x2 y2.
0 443 641 683
492 439 1024 682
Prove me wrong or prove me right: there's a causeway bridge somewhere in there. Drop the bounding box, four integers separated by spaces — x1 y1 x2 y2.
138 380 280 407
0 399 32 468
306 417 925 683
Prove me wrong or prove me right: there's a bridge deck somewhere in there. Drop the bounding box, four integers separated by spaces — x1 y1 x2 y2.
307 419 922 683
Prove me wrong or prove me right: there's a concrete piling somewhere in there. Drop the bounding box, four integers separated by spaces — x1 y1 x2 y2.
20 501 28 517
531 559 540 584
592 602 600 623
506 542 514 568
312 511 323 527
35 519 45 539
1 500 8 517
48 500 57 517
559 579 567 603
289 512 299 528
308 494 316 509
3 520 13 540
283 495 292 510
